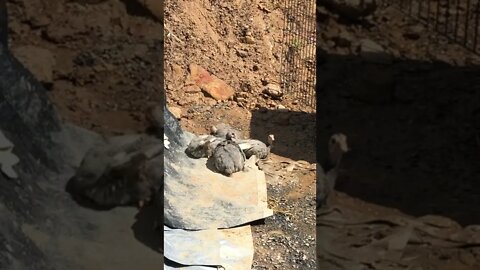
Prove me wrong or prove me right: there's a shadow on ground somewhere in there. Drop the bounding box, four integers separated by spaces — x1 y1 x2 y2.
249 109 316 163
131 203 163 253
316 47 480 226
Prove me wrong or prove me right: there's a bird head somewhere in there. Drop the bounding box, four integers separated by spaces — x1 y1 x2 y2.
267 134 275 145
210 125 218 135
328 133 349 159
226 131 237 140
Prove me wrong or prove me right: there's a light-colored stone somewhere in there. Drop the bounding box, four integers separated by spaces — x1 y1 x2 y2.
186 64 235 101
236 49 248 58
263 83 283 99
183 85 201 93
358 39 392 64
244 36 256 44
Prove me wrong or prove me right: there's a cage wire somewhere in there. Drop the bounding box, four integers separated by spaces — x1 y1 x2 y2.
280 0 316 109
281 0 479 108
380 0 480 55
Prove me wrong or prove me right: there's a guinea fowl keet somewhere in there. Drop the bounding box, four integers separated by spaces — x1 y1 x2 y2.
316 133 349 209
186 134 224 158
210 138 246 176
236 134 275 160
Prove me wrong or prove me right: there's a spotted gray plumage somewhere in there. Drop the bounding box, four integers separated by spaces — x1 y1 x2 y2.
210 139 246 176
236 134 275 160
186 134 224 158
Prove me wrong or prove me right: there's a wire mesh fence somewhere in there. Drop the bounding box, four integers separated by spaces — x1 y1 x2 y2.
280 0 316 109
283 0 479 109
380 0 480 54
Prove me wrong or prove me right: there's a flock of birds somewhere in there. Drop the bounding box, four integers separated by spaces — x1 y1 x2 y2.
186 123 275 176
66 103 349 214
66 105 276 210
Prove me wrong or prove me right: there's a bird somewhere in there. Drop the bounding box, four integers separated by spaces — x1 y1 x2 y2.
67 134 163 209
210 123 243 140
185 134 224 158
316 133 349 209
235 134 275 160
209 138 246 176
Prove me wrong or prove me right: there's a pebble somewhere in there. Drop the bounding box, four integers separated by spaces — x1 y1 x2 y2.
236 49 249 58
358 39 392 64
263 83 283 99
244 36 256 44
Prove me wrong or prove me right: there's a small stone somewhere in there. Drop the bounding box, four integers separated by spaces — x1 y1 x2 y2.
357 39 392 64
183 85 201 93
263 83 283 99
177 98 190 106
170 64 184 79
236 49 248 57
276 104 286 110
358 39 384 53
169 106 182 119
244 36 256 44
205 99 217 106
286 163 295 172
235 97 247 103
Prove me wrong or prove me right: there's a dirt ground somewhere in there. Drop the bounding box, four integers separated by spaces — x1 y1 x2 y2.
7 0 163 136
316 3 480 270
